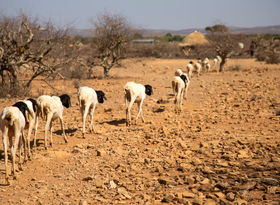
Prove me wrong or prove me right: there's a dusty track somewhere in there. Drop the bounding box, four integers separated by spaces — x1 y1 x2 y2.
0 58 279 204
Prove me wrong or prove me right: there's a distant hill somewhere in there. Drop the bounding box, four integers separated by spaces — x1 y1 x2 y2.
70 25 280 37
137 25 280 36
230 25 280 34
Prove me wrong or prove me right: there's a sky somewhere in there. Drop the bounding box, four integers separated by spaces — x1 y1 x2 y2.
0 0 279 30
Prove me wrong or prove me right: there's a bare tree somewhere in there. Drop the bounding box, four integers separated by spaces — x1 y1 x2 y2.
204 25 248 72
205 24 228 33
90 13 133 77
0 13 75 95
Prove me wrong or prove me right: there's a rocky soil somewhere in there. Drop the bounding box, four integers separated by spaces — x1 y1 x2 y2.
0 58 279 204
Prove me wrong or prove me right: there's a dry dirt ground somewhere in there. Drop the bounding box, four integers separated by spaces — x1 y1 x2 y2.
0 58 279 205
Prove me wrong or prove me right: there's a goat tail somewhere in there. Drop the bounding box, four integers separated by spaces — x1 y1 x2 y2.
37 102 45 120
2 111 14 126
172 81 178 93
78 95 84 108
124 88 131 103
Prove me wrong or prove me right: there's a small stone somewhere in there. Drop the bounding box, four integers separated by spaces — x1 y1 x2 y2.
204 199 216 205
185 176 195 185
158 178 168 185
220 198 231 205
239 181 256 190
161 193 175 203
82 176 93 181
201 166 214 174
214 192 226 199
79 200 88 205
234 198 247 205
261 178 279 186
182 191 196 198
238 150 250 158
97 150 106 156
192 197 203 205
107 180 117 189
200 178 210 185
118 187 132 199
157 177 177 186
215 182 230 190
94 178 104 188
267 186 278 194
155 166 163 173
226 192 235 201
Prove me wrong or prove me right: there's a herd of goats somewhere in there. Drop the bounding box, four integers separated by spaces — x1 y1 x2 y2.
0 56 221 185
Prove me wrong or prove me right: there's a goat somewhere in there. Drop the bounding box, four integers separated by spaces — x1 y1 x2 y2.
78 86 106 138
0 103 30 184
172 75 187 113
37 94 71 149
16 99 38 158
124 82 153 126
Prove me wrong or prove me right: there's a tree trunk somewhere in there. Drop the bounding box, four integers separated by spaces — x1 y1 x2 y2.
219 58 226 72
0 70 5 85
104 67 110 78
10 69 19 86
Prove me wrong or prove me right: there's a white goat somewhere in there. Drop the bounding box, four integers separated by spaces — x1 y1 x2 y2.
186 61 194 78
193 61 202 77
37 94 71 149
124 82 153 126
0 104 30 184
213 55 222 67
217 55 222 63
202 58 209 71
213 58 218 67
172 75 188 113
175 68 183 76
16 99 38 158
78 86 106 138
181 73 190 99
205 62 211 72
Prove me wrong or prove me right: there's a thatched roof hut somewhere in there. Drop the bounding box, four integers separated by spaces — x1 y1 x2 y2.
179 31 209 47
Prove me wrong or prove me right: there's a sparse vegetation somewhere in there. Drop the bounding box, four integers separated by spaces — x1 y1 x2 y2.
0 13 76 95
0 82 30 98
126 42 185 58
90 12 134 77
255 35 280 64
158 33 184 42
205 24 229 33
